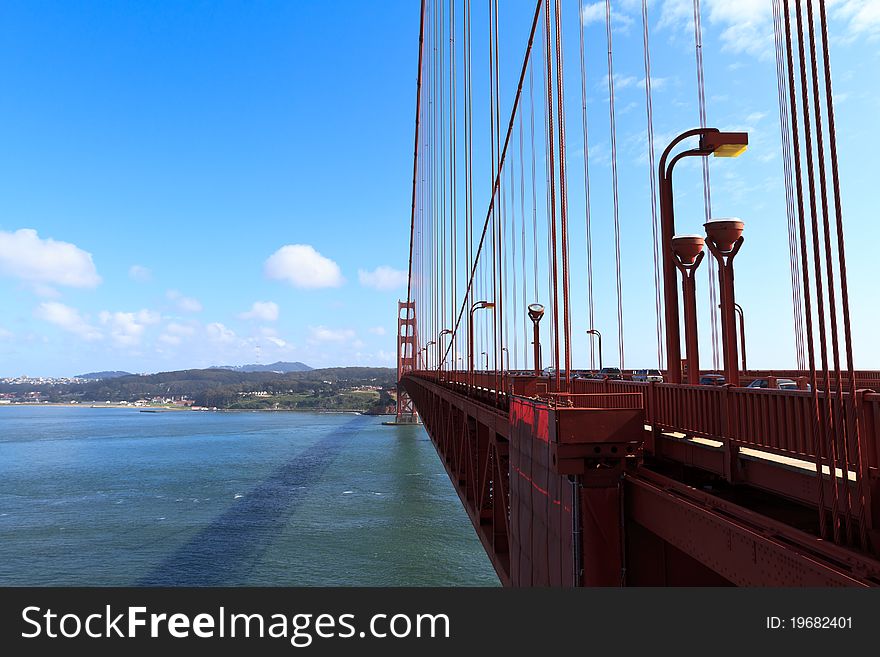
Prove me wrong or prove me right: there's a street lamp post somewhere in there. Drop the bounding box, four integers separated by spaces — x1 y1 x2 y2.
585 329 603 371
671 236 706 384
705 219 745 386
424 340 436 372
501 347 509 372
439 329 453 375
468 301 495 372
659 128 748 383
734 303 747 372
527 303 545 376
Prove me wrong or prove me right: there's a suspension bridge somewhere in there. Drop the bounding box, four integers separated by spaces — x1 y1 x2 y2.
392 0 880 586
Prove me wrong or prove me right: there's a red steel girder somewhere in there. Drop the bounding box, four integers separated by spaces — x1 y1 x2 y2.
626 469 880 586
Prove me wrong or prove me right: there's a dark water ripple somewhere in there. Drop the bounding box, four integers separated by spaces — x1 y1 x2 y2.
138 417 359 585
0 407 498 586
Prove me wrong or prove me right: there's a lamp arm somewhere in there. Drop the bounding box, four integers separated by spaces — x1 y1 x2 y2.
658 127 719 179
729 235 744 259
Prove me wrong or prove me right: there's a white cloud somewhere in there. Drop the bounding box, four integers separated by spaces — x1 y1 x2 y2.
358 266 407 291
29 284 62 298
582 1 634 31
350 348 396 367
238 301 279 321
831 0 880 41
745 111 767 124
0 326 13 340
35 302 102 341
0 228 101 290
265 336 287 348
99 309 161 347
166 289 203 313
158 322 196 346
128 265 152 282
369 326 387 336
596 73 640 92
374 349 396 365
166 322 196 336
264 244 344 289
310 326 356 343
206 322 236 344
705 0 773 58
656 0 878 59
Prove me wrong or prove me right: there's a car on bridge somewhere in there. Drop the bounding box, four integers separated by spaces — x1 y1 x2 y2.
746 377 809 391
541 367 584 380
632 368 663 382
598 367 623 380
699 374 726 386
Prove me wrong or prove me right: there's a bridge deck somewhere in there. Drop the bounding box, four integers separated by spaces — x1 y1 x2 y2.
402 371 880 587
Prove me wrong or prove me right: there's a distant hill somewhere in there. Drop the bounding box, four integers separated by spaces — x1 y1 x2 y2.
74 371 133 380
1 366 395 411
209 361 313 373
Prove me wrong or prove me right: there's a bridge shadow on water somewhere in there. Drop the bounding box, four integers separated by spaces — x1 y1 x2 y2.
137 415 368 586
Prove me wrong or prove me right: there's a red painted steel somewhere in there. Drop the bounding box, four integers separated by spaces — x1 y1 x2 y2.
394 301 419 423
402 371 880 585
509 398 574 586
400 0 877 586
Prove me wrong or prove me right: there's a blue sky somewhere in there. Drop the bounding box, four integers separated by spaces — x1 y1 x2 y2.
0 0 877 377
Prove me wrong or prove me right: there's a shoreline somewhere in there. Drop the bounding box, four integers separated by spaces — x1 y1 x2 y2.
0 402 394 415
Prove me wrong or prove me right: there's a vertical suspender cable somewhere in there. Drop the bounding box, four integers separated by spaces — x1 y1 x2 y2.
405 0 428 316
578 0 596 370
794 0 840 544
641 0 664 369
430 0 434 352
782 0 827 540
494 0 505 380
805 0 852 543
520 107 528 367
773 0 807 371
542 14 556 371
501 148 519 370
465 0 474 381
450 0 457 365
605 0 625 369
488 0 496 375
817 0 869 551
440 0 544 370
440 0 447 362
553 0 573 382
544 0 561 388
693 0 720 372
530 60 538 310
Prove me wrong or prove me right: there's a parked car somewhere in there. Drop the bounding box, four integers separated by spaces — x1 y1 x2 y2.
699 374 726 386
632 368 663 383
540 367 578 380
747 377 808 391
598 367 623 380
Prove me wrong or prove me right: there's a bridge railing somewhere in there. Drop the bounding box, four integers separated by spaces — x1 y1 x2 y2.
564 376 876 468
575 377 876 469
410 370 880 470
411 371 644 411
861 392 880 470
741 370 880 392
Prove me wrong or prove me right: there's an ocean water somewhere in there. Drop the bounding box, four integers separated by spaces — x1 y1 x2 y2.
0 406 498 586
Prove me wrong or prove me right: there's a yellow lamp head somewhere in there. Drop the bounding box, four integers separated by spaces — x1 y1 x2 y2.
700 131 749 158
